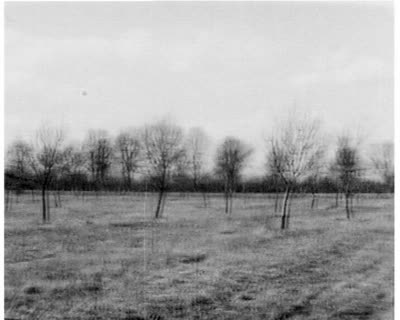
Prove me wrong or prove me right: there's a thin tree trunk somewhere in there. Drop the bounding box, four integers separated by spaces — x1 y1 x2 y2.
5 189 10 212
311 193 316 209
54 192 58 208
225 191 229 214
193 177 198 194
126 173 132 192
229 191 233 216
274 192 279 213
224 181 229 214
345 193 350 219
281 186 291 230
155 189 164 219
160 192 167 217
9 192 13 211
350 194 354 217
57 190 62 207
286 193 292 229
202 191 208 208
46 190 50 223
42 187 47 223
335 191 339 208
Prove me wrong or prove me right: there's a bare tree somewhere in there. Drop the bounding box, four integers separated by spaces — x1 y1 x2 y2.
6 140 33 176
328 161 341 208
334 136 361 219
371 142 394 191
185 127 209 190
84 130 113 189
268 113 323 229
143 119 186 219
266 154 285 214
5 140 34 208
215 137 252 216
185 127 210 206
30 125 65 223
60 144 87 194
115 130 142 191
308 164 324 210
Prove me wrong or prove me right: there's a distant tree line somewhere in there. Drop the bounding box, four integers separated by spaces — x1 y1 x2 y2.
5 171 392 194
5 115 394 225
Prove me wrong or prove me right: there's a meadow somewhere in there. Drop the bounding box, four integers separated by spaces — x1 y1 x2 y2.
4 192 394 320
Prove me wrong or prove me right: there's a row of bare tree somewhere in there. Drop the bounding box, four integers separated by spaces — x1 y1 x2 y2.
5 120 210 221
5 115 394 228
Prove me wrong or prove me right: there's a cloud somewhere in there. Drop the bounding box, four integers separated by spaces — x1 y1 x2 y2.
289 52 390 87
6 28 153 84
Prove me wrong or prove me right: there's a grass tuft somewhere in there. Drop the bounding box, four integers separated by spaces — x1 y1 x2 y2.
177 252 207 264
190 295 214 307
24 286 42 295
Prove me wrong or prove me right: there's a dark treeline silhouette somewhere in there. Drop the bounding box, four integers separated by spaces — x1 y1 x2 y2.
4 170 393 194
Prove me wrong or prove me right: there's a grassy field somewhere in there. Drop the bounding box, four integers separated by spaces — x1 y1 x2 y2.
4 192 394 320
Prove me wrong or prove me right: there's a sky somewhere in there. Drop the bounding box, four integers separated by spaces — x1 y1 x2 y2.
4 1 393 175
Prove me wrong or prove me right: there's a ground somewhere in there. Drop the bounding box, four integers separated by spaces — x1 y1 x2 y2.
4 192 394 320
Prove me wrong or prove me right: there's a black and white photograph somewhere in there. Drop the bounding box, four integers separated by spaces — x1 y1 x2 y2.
3 1 395 319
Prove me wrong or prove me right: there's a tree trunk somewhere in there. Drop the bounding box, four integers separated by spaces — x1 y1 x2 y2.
224 191 229 214
345 193 350 219
335 191 339 208
193 176 198 194
311 193 315 209
46 190 50 223
42 187 47 223
286 193 292 229
224 179 229 214
58 190 62 207
155 189 164 219
202 191 208 208
9 192 13 211
126 173 132 192
54 192 59 208
281 186 291 230
160 192 167 217
350 194 354 217
5 189 10 212
229 191 233 216
274 192 279 213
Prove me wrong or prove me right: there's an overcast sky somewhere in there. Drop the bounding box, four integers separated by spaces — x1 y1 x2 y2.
5 1 393 175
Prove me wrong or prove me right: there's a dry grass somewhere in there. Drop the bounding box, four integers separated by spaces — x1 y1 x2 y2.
4 192 393 319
